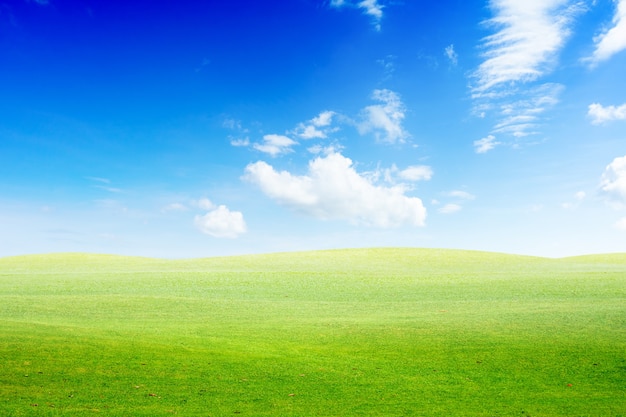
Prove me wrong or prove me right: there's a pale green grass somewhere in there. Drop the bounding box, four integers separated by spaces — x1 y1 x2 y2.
0 248 624 416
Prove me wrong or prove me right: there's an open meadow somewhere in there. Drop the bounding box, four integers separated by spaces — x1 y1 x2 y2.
0 248 624 416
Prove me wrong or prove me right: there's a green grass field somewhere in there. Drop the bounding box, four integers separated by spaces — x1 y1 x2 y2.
0 248 624 416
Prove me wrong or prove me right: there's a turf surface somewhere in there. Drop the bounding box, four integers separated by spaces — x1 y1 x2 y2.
0 248 624 416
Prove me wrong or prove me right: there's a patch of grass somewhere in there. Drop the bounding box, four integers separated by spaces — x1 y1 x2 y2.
0 248 624 415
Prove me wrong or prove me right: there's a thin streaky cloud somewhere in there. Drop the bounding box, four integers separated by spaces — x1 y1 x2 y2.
587 0 626 66
470 1 581 150
330 0 384 31
444 44 458 66
446 190 476 200
95 185 123 193
86 176 111 184
474 135 500 153
438 203 462 214
472 0 581 96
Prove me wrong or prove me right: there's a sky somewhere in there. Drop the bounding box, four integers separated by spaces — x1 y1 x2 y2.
1 0 625 258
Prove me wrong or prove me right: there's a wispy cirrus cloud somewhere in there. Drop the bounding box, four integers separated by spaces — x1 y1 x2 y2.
473 0 581 95
161 202 188 213
471 0 584 151
86 176 123 193
588 102 626 124
330 0 384 31
436 190 476 214
444 44 458 66
474 134 501 153
586 0 626 66
438 203 462 214
243 152 426 228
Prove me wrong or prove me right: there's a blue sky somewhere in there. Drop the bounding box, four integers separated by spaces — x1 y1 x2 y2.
1 0 625 258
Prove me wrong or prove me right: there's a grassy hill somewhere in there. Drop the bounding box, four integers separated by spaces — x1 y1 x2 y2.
0 248 624 416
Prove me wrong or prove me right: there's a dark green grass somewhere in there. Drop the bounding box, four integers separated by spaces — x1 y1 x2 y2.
0 248 624 416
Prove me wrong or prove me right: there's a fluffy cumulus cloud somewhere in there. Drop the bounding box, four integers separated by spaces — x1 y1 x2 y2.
587 0 626 65
253 134 297 157
358 89 409 144
588 102 626 124
599 156 626 232
194 205 247 238
474 135 501 153
243 152 426 228
330 0 384 30
293 111 338 139
600 154 626 206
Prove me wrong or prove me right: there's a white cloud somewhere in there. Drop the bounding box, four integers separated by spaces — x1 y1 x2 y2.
358 89 409 144
470 1 583 147
561 191 586 209
587 0 626 65
377 55 396 81
588 102 626 124
398 165 433 182
446 190 476 200
86 176 111 184
492 83 564 138
230 137 250 147
308 143 344 155
436 191 475 214
293 111 338 139
331 0 385 31
162 203 188 212
438 203 462 214
194 205 247 238
615 216 626 231
86 176 123 193
600 154 626 207
223 118 242 130
472 0 581 95
253 134 297 157
474 135 501 153
444 44 458 65
243 152 426 228
195 198 216 211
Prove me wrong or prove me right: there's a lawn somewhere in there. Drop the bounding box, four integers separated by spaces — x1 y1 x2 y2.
0 248 624 416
